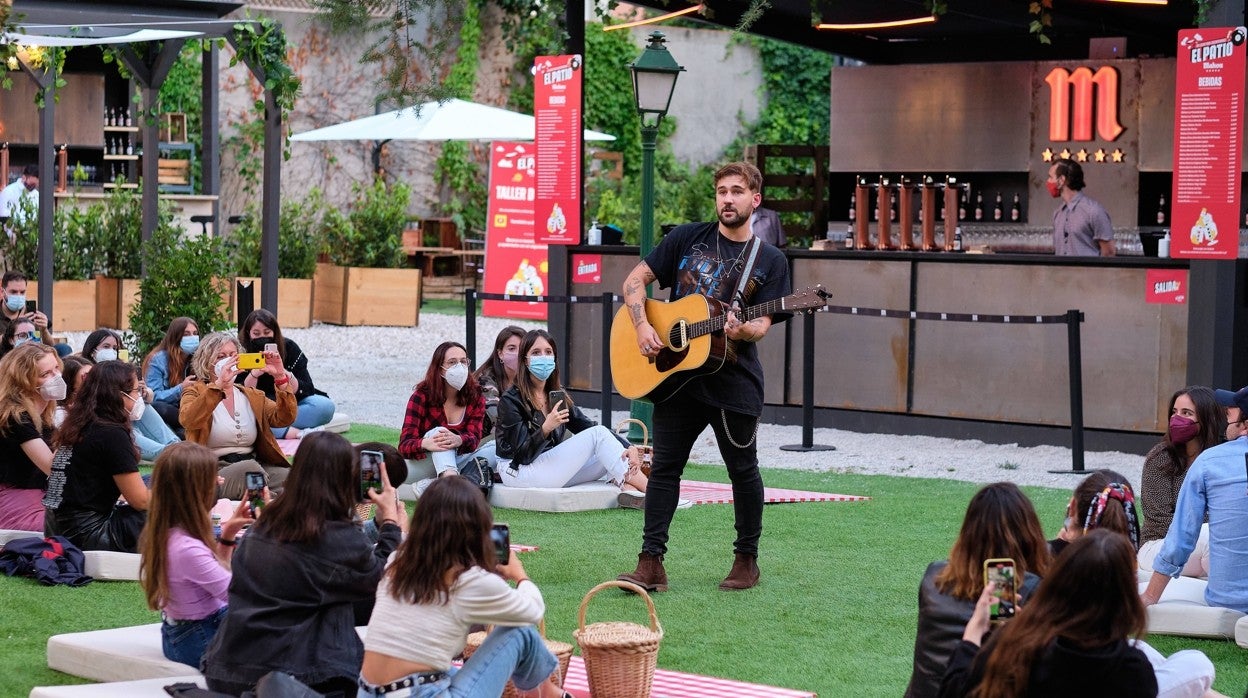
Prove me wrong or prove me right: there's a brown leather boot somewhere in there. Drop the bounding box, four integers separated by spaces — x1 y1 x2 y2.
617 552 668 592
718 552 760 591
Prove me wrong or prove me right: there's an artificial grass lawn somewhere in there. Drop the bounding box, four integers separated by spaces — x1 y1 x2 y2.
4 427 1245 696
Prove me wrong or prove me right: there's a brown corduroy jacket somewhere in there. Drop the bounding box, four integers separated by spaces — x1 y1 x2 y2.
180 381 296 467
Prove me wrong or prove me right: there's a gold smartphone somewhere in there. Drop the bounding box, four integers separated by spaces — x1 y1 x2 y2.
237 352 266 370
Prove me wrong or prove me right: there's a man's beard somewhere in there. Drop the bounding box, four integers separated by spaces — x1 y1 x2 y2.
718 206 751 229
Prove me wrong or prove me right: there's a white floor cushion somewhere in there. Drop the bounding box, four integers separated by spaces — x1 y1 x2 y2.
489 481 620 512
47 623 195 683
1235 615 1248 648
0 528 39 544
2 530 140 582
30 675 204 698
1140 576 1245 639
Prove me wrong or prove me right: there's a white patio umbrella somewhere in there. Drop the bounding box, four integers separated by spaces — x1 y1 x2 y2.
290 98 615 142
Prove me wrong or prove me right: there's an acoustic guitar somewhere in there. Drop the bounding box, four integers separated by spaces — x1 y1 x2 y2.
610 285 830 402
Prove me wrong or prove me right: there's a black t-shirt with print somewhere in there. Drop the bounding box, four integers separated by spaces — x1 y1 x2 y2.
643 221 791 415
54 423 139 514
0 414 49 489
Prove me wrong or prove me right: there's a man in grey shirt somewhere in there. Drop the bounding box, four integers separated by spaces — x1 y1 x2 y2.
749 206 786 248
1047 158 1114 256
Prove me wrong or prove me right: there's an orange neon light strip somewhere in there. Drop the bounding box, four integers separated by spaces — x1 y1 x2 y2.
603 4 704 32
816 15 937 30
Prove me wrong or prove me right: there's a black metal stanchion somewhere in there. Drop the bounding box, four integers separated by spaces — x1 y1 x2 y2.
236 279 254 325
464 288 477 361
781 311 835 452
1049 309 1086 474
600 292 614 428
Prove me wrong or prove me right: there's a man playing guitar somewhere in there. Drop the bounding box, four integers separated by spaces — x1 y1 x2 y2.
616 161 791 592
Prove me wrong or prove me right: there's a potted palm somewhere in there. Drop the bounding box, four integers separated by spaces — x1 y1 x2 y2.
313 179 421 326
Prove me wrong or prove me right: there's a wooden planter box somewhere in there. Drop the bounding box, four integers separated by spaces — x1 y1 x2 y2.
95 276 141 330
26 279 98 332
313 263 421 327
233 277 313 328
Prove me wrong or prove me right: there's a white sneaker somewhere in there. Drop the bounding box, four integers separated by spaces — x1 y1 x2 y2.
676 498 693 509
295 425 326 439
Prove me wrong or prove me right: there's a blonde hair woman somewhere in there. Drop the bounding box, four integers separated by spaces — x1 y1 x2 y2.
0 342 59 530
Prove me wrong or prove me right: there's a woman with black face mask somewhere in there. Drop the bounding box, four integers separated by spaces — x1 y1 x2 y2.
1137 386 1224 577
236 309 335 440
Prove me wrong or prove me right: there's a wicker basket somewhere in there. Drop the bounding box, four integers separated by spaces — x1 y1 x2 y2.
615 418 653 477
463 620 573 696
573 580 664 698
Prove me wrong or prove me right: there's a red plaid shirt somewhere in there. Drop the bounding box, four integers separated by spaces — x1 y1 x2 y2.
398 387 486 460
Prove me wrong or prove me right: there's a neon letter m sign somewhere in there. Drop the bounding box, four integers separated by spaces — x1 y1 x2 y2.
1045 66 1124 142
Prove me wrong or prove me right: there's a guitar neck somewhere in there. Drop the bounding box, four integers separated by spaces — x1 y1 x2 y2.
689 297 787 339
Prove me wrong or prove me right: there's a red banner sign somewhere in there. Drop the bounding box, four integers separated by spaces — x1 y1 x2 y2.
533 54 583 245
1171 27 1247 259
483 142 548 320
1145 269 1188 304
571 253 602 284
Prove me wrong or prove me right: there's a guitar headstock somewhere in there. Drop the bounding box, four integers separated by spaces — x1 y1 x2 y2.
783 285 831 314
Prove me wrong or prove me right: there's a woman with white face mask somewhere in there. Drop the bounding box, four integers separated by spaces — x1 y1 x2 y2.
398 341 493 495
495 329 651 507
43 360 150 552
80 328 180 461
0 343 60 531
179 332 296 500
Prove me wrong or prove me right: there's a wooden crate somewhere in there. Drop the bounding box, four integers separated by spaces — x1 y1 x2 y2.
313 263 421 327
94 276 141 330
26 279 98 332
233 277 313 328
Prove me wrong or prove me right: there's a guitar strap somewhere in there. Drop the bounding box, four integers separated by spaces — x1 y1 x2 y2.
732 236 762 308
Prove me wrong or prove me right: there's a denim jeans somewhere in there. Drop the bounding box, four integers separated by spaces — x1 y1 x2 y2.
272 394 337 438
357 625 557 698
644 391 764 557
133 403 180 461
162 606 227 668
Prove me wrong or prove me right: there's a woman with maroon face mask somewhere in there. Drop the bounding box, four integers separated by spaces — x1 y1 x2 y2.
1136 386 1224 576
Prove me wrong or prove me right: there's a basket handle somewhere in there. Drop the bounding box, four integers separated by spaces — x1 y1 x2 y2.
577 580 661 633
614 418 649 448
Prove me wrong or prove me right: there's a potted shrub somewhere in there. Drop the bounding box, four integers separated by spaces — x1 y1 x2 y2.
314 179 421 326
129 220 231 354
5 196 100 332
93 184 143 329
226 189 324 328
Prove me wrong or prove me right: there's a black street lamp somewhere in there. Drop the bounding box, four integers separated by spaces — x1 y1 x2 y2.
629 30 684 259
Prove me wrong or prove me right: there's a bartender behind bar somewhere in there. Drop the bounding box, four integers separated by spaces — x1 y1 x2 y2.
1048 158 1115 256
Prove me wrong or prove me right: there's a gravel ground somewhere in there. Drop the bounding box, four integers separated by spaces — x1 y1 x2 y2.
69 315 1145 490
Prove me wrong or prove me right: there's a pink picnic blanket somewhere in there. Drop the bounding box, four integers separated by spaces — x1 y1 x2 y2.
680 479 868 506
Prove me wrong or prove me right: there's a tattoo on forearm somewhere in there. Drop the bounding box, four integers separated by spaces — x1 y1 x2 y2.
628 302 646 325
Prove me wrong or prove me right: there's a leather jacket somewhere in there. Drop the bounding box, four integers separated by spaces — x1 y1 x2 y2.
495 386 624 466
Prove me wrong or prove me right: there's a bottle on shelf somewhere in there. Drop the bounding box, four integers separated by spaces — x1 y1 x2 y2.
871 192 879 222
122 109 131 127
125 141 133 156
1010 193 1021 222
105 107 113 127
992 192 1003 221
958 189 967 220
848 190 856 222
889 189 898 222
1157 194 1167 225
953 227 963 252
1158 230 1171 258
844 224 855 250
587 220 601 245
973 192 984 221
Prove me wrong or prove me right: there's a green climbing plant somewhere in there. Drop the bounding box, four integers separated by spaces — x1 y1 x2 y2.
433 0 486 237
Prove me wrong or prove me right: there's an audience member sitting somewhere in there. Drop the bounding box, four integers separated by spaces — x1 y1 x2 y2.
180 332 296 500
52 355 91 428
143 317 199 434
1142 384 1248 613
0 315 38 361
940 530 1158 698
1047 469 1138 558
354 441 407 543
238 309 335 440
42 360 148 552
139 442 256 668
0 270 70 357
0 343 59 531
474 324 525 437
905 482 1051 698
79 327 180 461
201 432 403 697
1139 387 1222 576
360 476 570 698
496 330 648 507
399 341 493 494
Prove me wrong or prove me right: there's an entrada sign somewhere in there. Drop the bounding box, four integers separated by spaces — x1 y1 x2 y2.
1045 66 1124 142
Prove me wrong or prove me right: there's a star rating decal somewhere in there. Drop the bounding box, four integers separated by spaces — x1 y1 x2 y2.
1041 146 1128 164
1076 149 1088 162
1042 148 1054 162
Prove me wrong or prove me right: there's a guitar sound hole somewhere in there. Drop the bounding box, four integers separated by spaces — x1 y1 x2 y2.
669 321 688 351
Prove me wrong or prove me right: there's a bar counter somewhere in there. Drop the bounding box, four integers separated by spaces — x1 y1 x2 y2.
551 245 1191 448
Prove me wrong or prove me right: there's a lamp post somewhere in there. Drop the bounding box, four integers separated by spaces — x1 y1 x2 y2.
629 31 684 260
626 31 683 440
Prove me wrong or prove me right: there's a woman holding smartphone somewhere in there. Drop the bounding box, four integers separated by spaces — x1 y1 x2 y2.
0 343 59 531
360 475 570 698
139 442 254 667
180 332 295 500
905 482 1051 698
495 329 648 505
43 360 149 552
143 317 199 433
399 341 493 493
238 309 335 440
201 431 403 696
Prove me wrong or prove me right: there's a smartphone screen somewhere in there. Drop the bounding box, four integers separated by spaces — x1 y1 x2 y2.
359 450 383 502
490 523 510 564
984 558 1017 620
244 472 265 515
